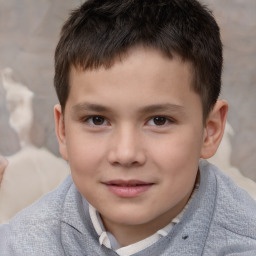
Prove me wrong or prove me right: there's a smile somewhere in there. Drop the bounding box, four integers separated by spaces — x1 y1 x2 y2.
103 180 154 198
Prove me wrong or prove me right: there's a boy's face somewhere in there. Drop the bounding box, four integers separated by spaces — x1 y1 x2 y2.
55 47 220 242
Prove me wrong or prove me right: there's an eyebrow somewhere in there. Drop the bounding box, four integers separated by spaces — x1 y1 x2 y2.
72 103 111 113
72 102 185 115
138 103 185 114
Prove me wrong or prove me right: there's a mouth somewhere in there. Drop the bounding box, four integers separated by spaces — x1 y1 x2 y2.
102 180 154 198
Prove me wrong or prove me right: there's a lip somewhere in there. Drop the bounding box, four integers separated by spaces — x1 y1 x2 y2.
102 180 154 198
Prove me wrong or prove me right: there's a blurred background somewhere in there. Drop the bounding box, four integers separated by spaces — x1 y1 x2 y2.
0 0 255 181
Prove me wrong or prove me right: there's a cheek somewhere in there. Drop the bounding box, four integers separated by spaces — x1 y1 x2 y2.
66 133 105 176
149 131 202 186
151 132 201 164
151 135 200 207
66 137 106 202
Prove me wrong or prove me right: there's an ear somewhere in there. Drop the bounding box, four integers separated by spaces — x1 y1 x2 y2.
54 104 69 161
200 100 228 159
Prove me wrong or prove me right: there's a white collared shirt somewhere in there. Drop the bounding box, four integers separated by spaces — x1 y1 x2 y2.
89 204 183 256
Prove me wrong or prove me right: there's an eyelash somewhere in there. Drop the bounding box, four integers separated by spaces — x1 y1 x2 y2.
82 115 175 127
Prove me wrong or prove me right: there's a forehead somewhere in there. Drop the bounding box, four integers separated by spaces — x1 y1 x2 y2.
70 46 194 87
67 47 201 115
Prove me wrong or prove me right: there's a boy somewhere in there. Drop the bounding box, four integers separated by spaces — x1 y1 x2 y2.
1 0 256 255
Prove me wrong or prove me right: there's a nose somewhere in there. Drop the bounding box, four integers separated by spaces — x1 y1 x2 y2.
107 126 146 167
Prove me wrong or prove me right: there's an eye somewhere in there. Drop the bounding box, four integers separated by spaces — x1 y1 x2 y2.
147 116 170 126
85 116 108 126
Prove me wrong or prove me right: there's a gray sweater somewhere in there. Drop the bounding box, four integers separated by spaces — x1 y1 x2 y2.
1 160 256 256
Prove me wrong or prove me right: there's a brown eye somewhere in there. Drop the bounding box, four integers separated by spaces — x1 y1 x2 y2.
153 117 167 126
92 116 105 125
85 116 107 126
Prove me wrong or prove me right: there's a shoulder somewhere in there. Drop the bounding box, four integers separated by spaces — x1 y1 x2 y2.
200 161 256 250
0 175 74 255
209 162 256 231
